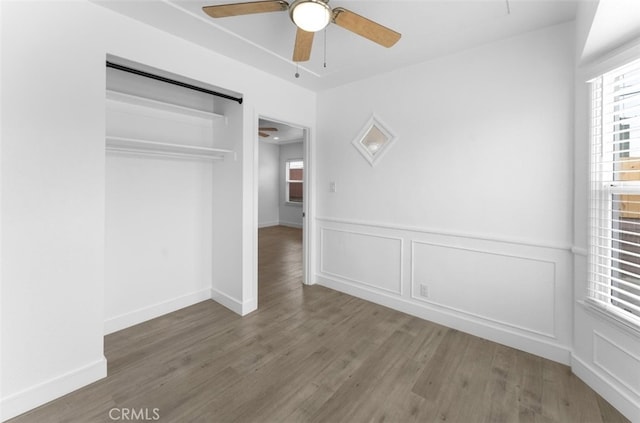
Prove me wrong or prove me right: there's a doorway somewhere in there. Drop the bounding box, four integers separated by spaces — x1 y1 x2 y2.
256 117 309 306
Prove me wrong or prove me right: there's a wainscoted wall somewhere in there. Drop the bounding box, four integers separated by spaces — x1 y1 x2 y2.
572 251 640 420
320 227 403 295
572 4 640 418
593 331 640 395
316 218 572 363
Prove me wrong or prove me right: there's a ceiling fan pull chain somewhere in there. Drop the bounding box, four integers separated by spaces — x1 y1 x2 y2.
295 63 300 79
323 27 327 68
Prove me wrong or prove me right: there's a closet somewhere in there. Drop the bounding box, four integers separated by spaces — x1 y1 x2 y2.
104 60 241 334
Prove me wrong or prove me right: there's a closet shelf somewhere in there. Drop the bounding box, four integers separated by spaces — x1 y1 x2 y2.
106 89 225 121
106 136 232 161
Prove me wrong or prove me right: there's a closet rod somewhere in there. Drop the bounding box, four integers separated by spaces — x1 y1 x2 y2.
106 61 243 105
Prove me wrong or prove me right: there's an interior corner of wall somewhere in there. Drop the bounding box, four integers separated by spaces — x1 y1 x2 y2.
210 287 244 315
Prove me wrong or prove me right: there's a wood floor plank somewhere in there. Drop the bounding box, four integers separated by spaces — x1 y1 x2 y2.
7 226 630 423
307 330 416 423
411 328 471 401
517 352 544 422
542 360 573 423
482 344 520 423
440 337 497 423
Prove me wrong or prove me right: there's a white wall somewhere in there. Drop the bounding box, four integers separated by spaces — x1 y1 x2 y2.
259 142 280 227
105 155 214 333
1 2 107 420
572 3 640 419
0 1 315 420
315 22 575 364
279 142 304 228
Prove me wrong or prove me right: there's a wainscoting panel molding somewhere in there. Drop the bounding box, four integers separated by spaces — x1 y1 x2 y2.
411 241 556 338
320 227 403 295
593 331 640 397
315 217 572 364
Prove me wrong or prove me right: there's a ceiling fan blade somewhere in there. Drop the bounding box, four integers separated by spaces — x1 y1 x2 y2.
258 127 278 131
259 132 270 137
203 0 288 18
332 7 401 48
293 28 314 62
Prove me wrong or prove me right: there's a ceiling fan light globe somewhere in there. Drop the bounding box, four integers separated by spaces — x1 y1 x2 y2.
291 0 331 32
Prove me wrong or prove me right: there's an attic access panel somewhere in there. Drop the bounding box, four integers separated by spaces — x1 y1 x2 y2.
352 114 397 166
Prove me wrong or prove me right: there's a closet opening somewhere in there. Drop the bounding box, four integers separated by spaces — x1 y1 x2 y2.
104 56 242 334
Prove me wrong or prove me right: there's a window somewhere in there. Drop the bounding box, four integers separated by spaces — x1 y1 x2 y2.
589 57 640 326
286 160 303 203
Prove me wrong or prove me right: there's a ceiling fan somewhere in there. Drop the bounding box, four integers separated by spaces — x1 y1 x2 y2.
259 127 278 137
202 0 401 62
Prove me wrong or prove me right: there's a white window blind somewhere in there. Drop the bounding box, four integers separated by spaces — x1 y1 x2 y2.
590 57 640 326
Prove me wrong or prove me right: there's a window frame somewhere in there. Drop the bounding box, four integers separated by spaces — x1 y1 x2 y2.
588 57 640 329
285 159 304 205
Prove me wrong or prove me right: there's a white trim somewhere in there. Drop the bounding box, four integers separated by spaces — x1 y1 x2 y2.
0 357 107 422
579 300 640 338
104 289 211 335
580 36 640 82
316 275 571 365
279 220 303 229
211 288 256 316
317 216 572 252
241 296 257 316
303 127 313 286
258 220 280 228
571 354 640 422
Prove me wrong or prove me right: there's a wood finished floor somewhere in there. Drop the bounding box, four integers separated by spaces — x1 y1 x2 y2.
10 226 629 423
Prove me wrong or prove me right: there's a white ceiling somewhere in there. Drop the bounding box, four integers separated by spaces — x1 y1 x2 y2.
94 0 580 91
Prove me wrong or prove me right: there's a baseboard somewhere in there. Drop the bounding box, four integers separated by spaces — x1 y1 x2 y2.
211 288 256 316
571 355 640 422
316 275 572 365
242 296 258 316
104 289 211 335
1 356 107 422
279 221 302 229
258 221 279 228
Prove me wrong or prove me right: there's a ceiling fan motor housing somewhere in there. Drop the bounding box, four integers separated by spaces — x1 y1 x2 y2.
289 0 332 32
